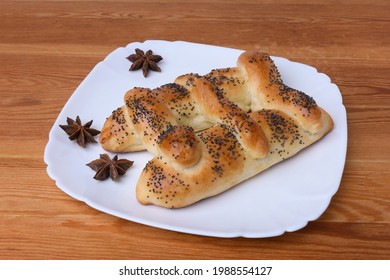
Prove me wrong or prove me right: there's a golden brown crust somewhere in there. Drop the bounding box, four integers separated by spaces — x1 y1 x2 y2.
124 87 178 155
157 125 202 167
189 76 269 158
100 105 144 152
237 51 323 133
136 107 333 208
100 50 325 154
204 67 250 111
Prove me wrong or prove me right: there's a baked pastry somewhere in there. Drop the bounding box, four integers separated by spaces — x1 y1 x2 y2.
99 50 333 208
100 51 325 152
137 108 333 208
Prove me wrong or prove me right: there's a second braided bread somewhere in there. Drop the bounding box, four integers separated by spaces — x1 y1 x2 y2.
100 51 325 154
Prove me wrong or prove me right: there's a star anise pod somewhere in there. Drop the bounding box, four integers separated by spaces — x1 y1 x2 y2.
87 154 134 181
126 48 163 77
59 116 101 148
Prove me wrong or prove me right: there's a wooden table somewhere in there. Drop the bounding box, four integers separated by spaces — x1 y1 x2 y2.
1 0 389 260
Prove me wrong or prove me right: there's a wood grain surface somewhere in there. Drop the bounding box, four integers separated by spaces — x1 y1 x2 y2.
0 0 389 260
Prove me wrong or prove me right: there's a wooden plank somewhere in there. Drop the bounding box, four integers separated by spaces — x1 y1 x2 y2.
0 0 389 260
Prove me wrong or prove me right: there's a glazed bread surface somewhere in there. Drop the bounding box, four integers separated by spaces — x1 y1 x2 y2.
100 51 326 153
137 108 333 208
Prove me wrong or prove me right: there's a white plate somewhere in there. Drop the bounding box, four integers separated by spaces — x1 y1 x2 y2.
44 40 347 238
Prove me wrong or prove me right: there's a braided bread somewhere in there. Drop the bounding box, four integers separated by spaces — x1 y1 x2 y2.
100 51 325 153
99 51 333 208
137 108 333 208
